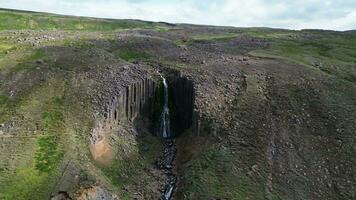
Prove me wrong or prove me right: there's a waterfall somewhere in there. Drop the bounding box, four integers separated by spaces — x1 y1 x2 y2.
157 74 177 200
159 75 171 138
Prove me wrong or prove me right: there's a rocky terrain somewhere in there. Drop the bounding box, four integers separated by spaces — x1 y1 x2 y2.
0 8 355 200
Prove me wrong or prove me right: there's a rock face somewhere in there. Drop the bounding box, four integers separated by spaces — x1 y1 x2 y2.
90 77 156 142
90 77 157 163
169 76 194 136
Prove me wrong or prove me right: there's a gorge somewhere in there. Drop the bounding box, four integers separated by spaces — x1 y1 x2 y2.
0 8 355 200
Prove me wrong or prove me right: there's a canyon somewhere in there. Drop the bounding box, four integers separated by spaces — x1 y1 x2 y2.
0 8 355 200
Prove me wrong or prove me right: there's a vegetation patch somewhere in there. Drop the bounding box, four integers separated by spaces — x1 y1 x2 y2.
191 33 239 41
155 26 172 32
177 139 268 199
34 135 64 173
0 9 157 31
248 31 356 83
42 110 64 129
114 48 151 62
100 132 162 198
11 48 46 71
0 43 14 55
0 167 56 200
176 32 239 46
0 94 9 106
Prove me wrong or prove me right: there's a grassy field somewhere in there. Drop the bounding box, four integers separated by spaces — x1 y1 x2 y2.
248 30 356 82
0 9 157 31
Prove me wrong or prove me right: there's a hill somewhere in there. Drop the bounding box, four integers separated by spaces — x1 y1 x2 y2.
0 8 355 200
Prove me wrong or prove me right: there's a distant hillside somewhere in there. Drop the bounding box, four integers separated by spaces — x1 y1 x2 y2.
345 30 356 34
0 8 171 31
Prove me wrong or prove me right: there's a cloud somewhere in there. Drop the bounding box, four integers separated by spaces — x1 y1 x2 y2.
0 0 355 30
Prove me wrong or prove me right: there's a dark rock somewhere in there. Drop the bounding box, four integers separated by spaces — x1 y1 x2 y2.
35 59 44 64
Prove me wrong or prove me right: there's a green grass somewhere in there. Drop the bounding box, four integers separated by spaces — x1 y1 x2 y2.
177 138 270 199
0 9 156 31
63 39 96 49
7 48 47 71
114 48 151 62
37 95 65 170
248 30 356 83
0 94 9 105
35 96 65 173
191 33 239 41
0 81 67 198
0 166 56 200
0 43 15 55
0 92 15 123
42 110 64 128
0 37 29 71
175 32 240 46
0 8 173 32
34 135 64 173
155 26 172 32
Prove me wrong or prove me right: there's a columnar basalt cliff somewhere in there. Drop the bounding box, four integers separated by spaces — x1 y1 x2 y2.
89 77 157 162
168 76 195 137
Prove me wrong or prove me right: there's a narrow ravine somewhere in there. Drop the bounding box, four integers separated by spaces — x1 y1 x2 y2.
156 75 177 200
157 139 177 200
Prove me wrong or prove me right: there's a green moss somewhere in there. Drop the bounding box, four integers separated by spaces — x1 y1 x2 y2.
41 111 64 128
0 94 9 105
178 143 268 199
0 167 55 200
248 31 356 83
114 48 151 62
12 48 46 71
34 135 64 173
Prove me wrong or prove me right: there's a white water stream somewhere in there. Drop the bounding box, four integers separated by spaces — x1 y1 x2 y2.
159 75 171 138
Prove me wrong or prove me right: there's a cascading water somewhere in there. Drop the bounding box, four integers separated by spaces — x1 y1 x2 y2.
156 74 177 200
159 75 171 138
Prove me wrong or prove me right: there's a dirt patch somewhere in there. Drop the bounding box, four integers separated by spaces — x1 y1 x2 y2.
90 137 113 165
75 186 117 200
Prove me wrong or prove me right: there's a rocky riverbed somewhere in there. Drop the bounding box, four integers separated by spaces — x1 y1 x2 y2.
156 139 177 200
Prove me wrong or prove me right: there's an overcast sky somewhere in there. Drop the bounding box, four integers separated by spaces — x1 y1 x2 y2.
1 0 356 30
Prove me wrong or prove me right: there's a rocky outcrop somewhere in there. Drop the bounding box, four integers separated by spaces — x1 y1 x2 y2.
169 76 194 136
89 77 156 144
89 75 157 163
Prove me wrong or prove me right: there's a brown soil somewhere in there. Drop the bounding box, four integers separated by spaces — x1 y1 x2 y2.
90 137 113 165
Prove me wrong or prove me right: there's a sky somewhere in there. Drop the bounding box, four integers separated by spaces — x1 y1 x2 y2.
0 0 356 30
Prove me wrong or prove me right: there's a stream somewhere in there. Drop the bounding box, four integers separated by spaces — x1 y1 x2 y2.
157 139 177 200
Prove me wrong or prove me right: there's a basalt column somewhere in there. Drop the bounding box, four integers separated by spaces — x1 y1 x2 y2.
169 76 194 137
90 77 156 160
